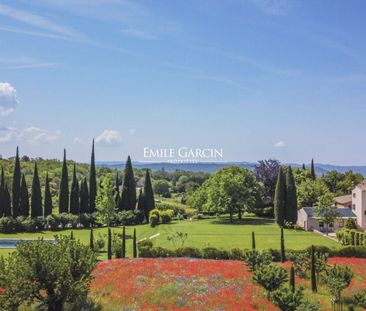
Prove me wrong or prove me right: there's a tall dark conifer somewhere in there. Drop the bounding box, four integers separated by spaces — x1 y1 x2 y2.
120 156 136 211
115 171 121 208
137 188 144 210
274 167 286 227
70 164 80 215
311 159 316 180
12 146 21 217
285 167 298 224
311 245 317 292
290 266 295 293
133 228 137 258
0 167 5 217
19 174 30 217
31 162 42 217
143 169 155 222
280 227 286 263
107 227 112 260
251 231 256 250
89 139 97 213
3 184 11 217
122 226 126 258
79 178 89 214
44 173 53 216
302 163 306 170
59 149 69 214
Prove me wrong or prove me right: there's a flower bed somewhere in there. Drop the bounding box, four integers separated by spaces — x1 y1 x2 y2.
90 258 277 310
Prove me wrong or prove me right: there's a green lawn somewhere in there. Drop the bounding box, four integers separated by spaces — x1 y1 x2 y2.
0 216 339 259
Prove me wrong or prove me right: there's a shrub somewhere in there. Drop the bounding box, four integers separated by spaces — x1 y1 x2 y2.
271 287 304 311
202 247 230 260
354 290 366 308
160 210 173 224
323 265 353 305
79 213 92 228
344 218 357 230
298 300 321 311
118 210 136 226
134 209 145 224
150 209 160 219
149 214 159 227
0 217 16 233
332 246 366 258
176 247 202 258
183 207 196 218
243 250 272 271
267 248 282 262
45 215 58 230
21 217 38 232
0 236 97 310
230 248 246 260
95 233 105 252
139 246 175 258
253 264 288 299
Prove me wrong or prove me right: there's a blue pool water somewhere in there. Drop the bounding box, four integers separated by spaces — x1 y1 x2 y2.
0 239 55 248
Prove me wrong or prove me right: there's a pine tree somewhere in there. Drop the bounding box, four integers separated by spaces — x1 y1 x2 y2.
143 169 155 222
120 156 136 211
122 226 126 258
79 178 89 214
280 227 286 263
59 149 69 214
311 159 316 180
44 173 53 216
311 245 317 292
0 167 4 217
252 231 256 250
12 146 21 217
31 162 43 217
89 139 97 213
19 174 30 217
89 227 94 250
3 184 11 217
69 164 80 215
285 167 298 224
133 228 137 258
274 167 286 227
107 227 112 260
290 266 295 293
115 171 121 208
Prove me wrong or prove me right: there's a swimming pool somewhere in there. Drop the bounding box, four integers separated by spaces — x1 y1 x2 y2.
0 239 56 249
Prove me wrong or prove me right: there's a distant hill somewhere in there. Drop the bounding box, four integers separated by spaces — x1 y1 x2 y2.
96 161 366 176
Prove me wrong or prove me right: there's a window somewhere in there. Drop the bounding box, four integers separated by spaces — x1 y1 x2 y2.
352 204 356 210
329 222 334 228
319 221 324 228
364 211 366 216
353 193 356 198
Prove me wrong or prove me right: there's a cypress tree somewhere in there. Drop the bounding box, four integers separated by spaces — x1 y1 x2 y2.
290 266 295 293
251 231 256 250
133 228 137 258
31 162 43 217
89 139 97 213
0 167 4 217
107 227 112 260
311 245 317 293
122 226 126 258
70 231 74 240
280 227 286 262
137 188 144 210
3 184 11 217
143 169 155 222
69 164 80 215
79 178 89 214
44 173 53 216
311 159 316 180
285 167 298 224
120 156 136 211
12 146 21 217
302 163 306 170
115 171 121 208
274 167 286 227
90 227 94 250
59 149 69 214
19 174 30 217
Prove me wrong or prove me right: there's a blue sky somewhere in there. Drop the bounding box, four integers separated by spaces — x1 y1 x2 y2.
0 0 366 165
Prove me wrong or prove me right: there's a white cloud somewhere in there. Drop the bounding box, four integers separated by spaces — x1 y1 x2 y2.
274 141 286 148
121 28 156 40
0 82 19 116
73 137 89 145
251 0 290 16
95 129 121 145
0 126 61 145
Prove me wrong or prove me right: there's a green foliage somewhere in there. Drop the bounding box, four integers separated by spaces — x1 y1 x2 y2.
322 170 363 196
107 227 112 260
243 250 273 271
120 156 136 211
167 231 188 248
202 247 230 259
80 178 89 214
274 167 286 226
271 286 304 311
0 235 97 310
19 174 29 217
252 231 256 250
96 174 117 226
0 217 16 233
253 264 288 299
311 159 316 180
153 179 171 197
310 245 317 293
44 173 53 216
289 266 295 292
149 214 159 227
296 179 329 208
344 218 357 230
12 146 21 217
298 300 321 311
133 228 137 258
323 265 353 304
285 167 297 224
354 290 366 308
143 169 155 220
314 192 338 234
70 164 80 215
59 149 69 214
89 139 97 213
31 162 43 217
280 227 285 262
160 210 173 224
